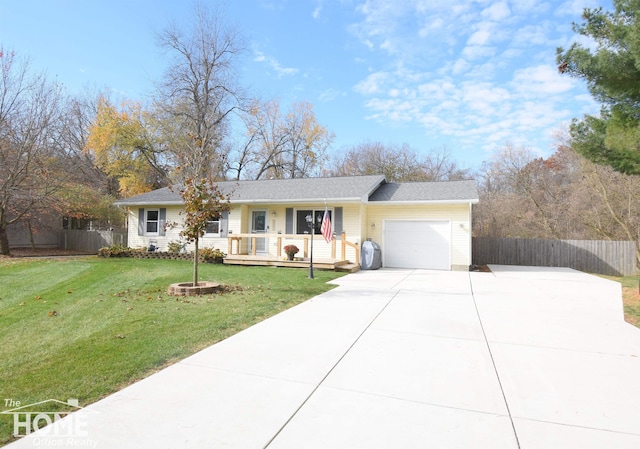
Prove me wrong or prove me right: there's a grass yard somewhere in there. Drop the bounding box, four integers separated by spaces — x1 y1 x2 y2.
598 273 640 327
612 274 640 327
0 256 345 445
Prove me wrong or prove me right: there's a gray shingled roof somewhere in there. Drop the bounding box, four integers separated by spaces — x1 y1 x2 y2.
114 175 479 206
367 180 479 203
114 175 387 206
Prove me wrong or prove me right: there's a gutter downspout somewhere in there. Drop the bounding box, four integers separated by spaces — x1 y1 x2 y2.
468 201 473 269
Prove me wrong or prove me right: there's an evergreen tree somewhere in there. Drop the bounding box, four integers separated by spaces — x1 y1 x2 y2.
557 0 640 175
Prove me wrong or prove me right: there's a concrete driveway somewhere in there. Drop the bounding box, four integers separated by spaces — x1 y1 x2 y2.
6 265 640 448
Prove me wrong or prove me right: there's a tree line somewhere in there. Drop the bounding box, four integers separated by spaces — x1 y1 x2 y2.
473 140 639 268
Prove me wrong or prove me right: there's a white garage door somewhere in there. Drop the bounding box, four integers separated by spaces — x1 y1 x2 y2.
383 220 451 270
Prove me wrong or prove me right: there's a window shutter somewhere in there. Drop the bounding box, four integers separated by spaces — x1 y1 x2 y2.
334 207 343 239
285 208 293 234
159 208 166 236
138 208 145 236
220 211 229 237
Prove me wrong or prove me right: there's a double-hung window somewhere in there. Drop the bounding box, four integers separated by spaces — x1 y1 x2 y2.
137 208 166 237
146 209 160 234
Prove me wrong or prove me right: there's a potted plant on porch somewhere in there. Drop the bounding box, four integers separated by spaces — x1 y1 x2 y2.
283 244 299 261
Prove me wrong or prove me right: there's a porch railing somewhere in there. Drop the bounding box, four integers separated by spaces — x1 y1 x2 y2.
227 231 360 266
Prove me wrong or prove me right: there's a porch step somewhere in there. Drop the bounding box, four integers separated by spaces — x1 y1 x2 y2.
335 263 360 273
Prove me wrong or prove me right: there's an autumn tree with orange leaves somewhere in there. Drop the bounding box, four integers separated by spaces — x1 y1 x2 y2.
85 97 170 197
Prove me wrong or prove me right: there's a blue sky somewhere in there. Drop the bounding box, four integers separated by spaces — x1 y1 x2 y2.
0 0 609 170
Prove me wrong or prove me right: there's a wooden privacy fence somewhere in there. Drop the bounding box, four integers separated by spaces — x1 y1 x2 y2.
58 229 128 253
473 237 638 276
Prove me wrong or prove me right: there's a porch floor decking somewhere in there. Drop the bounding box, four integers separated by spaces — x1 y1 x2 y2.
223 254 359 272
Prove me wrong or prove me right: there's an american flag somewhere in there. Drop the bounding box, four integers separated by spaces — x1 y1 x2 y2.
321 207 332 243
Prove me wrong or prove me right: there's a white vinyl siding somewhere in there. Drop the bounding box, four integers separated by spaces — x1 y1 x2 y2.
128 206 232 253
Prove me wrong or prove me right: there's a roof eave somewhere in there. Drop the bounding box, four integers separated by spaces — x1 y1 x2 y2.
233 197 364 204
113 200 184 207
114 197 366 207
368 199 479 205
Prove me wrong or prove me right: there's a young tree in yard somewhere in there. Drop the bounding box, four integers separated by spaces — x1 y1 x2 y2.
0 49 65 255
557 0 640 174
170 177 230 286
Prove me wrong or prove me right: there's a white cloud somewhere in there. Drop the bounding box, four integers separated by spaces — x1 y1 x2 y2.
462 82 511 107
468 29 491 46
555 0 598 17
345 0 593 159
462 45 496 60
500 48 524 60
451 58 471 75
417 79 457 102
318 88 345 102
511 0 548 16
354 71 389 95
380 39 394 52
512 64 575 95
481 2 511 21
254 50 299 78
512 24 551 47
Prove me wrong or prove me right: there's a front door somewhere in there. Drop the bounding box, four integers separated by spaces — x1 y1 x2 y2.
250 210 268 254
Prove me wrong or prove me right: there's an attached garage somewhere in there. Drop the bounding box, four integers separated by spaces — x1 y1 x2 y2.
383 220 451 270
367 180 478 271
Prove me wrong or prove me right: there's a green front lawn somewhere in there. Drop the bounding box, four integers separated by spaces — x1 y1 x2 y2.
599 274 640 327
613 275 640 328
0 257 344 445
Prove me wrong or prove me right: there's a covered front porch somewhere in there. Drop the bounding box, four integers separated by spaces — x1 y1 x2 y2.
223 232 360 272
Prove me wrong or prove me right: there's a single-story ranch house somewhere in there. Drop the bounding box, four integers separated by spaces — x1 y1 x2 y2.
114 175 479 271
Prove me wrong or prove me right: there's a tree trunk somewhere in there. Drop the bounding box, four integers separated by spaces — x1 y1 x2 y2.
0 225 10 256
28 221 36 249
193 238 199 287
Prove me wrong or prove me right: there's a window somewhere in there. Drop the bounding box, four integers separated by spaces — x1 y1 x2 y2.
146 209 159 234
205 220 220 235
295 209 331 235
